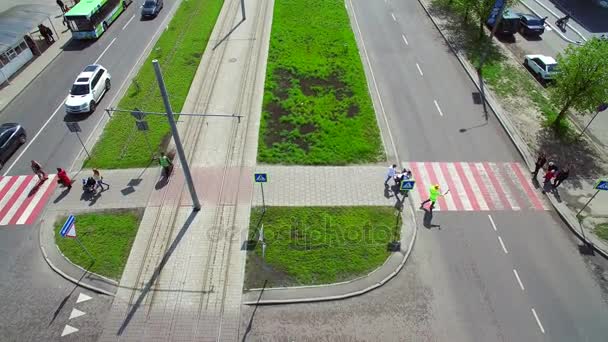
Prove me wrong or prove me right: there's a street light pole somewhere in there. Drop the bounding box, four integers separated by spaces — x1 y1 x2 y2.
152 59 201 211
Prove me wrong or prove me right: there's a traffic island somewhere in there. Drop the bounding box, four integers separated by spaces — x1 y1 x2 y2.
244 206 400 289
54 209 143 281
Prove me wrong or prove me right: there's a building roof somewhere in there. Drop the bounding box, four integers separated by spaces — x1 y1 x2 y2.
0 5 56 50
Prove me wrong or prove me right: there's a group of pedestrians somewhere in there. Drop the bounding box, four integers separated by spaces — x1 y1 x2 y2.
532 152 570 193
30 160 109 193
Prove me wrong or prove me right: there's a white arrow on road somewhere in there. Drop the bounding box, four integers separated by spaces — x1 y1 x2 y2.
61 324 79 336
76 293 92 304
69 308 86 320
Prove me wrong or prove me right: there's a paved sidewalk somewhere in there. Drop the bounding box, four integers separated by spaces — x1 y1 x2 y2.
0 2 71 112
418 0 608 257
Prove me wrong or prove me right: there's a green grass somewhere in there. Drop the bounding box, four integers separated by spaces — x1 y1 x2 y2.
595 223 608 242
257 0 384 165
85 0 224 169
245 206 399 287
54 210 142 280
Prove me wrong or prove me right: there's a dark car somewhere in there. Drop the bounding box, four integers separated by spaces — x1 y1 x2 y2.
0 123 26 169
519 14 546 36
141 0 163 18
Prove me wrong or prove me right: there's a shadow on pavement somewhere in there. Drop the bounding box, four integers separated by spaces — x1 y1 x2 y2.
49 259 95 325
422 208 441 229
241 280 267 342
551 0 608 33
116 210 199 336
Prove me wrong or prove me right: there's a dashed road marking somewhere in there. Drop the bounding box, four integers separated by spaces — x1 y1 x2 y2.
531 308 545 334
391 13 396 21
513 269 525 291
61 324 78 337
498 235 508 254
416 63 423 76
69 308 86 320
76 293 92 304
434 100 444 116
402 34 409 45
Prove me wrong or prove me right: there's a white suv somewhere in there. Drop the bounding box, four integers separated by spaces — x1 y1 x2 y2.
65 64 111 114
524 55 559 82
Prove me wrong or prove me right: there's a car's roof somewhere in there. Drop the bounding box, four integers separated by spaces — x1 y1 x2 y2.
521 13 541 20
0 123 19 133
526 54 557 64
74 64 105 84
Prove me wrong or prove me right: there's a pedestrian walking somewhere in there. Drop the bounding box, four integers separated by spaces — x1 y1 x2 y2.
531 152 547 178
56 0 68 13
547 161 558 173
556 14 570 30
420 184 445 212
553 167 570 188
38 24 54 44
159 152 173 177
56 168 72 189
385 164 397 186
92 169 109 191
31 160 48 181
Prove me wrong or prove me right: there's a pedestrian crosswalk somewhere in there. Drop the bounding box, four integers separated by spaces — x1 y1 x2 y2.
0 174 57 226
402 162 549 211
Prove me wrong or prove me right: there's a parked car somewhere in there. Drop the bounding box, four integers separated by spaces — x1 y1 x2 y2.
524 54 559 81
486 8 520 36
518 14 547 36
65 64 111 114
141 0 163 18
0 123 26 169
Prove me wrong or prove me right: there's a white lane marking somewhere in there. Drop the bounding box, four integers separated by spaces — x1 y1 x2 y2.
61 324 79 336
488 214 497 231
416 63 423 76
513 269 525 291
434 100 444 116
122 14 136 30
350 0 400 162
446 163 472 210
391 13 396 21
402 34 409 45
461 163 489 210
0 176 27 208
3 102 63 176
69 308 86 319
498 235 508 254
432 162 456 210
94 37 117 64
77 293 92 303
531 308 545 334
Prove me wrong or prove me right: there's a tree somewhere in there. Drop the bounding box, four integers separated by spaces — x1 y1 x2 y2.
549 38 608 127
451 0 519 39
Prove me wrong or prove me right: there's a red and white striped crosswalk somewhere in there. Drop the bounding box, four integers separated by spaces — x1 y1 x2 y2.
403 162 549 211
0 174 58 226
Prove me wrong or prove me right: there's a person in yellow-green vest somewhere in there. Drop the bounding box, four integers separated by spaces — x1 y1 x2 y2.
159 152 173 177
420 184 443 211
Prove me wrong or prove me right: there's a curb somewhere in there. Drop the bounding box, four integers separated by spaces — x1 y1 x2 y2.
243 202 418 305
40 245 115 296
417 0 608 258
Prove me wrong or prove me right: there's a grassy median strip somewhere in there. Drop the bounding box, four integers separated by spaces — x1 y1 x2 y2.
257 0 384 165
54 210 142 280
86 0 223 169
244 206 398 288
596 223 608 242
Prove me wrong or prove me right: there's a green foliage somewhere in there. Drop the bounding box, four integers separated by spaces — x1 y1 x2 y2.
246 207 397 286
86 0 223 169
596 223 608 242
449 0 519 38
258 0 384 165
54 211 141 280
550 38 608 125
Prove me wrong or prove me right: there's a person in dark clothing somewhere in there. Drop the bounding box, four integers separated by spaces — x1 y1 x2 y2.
547 161 558 173
532 152 547 178
556 15 570 30
39 24 54 44
553 167 570 188
57 0 68 13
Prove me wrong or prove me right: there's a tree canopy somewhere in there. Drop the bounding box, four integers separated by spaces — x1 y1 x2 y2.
550 38 608 125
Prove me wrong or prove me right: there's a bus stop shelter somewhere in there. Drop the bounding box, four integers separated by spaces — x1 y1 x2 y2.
0 4 58 84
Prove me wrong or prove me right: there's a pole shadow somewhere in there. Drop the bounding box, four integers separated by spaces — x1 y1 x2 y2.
241 280 267 342
49 259 95 325
116 210 199 336
212 18 245 51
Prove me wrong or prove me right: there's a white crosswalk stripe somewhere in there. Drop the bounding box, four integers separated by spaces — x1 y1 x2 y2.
402 162 549 211
0 174 58 226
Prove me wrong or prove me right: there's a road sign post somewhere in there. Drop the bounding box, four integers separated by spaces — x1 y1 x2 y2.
60 215 94 261
258 224 266 259
65 122 91 159
578 103 608 140
254 173 268 213
576 179 608 217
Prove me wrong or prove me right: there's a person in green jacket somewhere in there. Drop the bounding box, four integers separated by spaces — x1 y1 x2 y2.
159 152 173 177
420 184 442 211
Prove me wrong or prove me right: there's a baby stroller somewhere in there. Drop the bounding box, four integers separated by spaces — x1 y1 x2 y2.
82 177 96 193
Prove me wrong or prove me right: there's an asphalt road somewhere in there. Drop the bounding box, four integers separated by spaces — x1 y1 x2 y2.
240 0 608 340
0 0 177 176
0 1 179 340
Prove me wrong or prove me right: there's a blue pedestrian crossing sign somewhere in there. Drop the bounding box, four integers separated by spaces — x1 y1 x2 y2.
400 179 416 191
254 173 268 183
60 215 77 239
595 179 608 191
